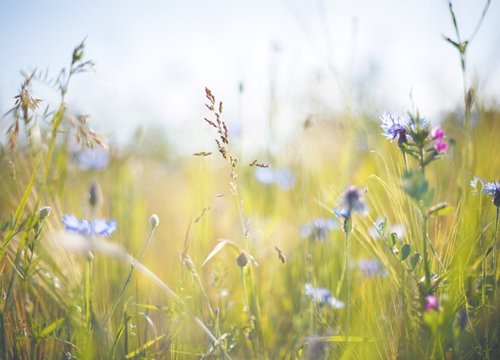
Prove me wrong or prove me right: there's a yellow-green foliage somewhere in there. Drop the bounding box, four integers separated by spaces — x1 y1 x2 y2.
0 47 499 359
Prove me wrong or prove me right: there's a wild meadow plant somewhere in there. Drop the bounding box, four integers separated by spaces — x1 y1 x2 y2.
0 41 189 359
199 87 268 358
0 40 106 359
378 111 458 356
471 177 500 300
0 5 499 357
333 185 367 339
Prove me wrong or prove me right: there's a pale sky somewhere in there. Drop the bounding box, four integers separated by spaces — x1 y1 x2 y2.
1 0 499 154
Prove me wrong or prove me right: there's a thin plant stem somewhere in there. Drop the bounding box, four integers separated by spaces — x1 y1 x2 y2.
232 169 266 356
305 246 315 334
84 200 98 345
84 257 93 332
419 147 425 177
402 152 408 173
345 229 351 338
493 206 499 298
479 195 487 304
447 0 492 195
335 231 349 299
336 224 351 337
240 267 258 357
427 237 445 273
106 225 157 322
422 211 431 291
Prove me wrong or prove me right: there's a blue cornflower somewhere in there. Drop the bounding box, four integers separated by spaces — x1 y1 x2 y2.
304 283 345 309
334 185 367 219
254 167 295 191
380 113 410 143
357 258 388 278
62 215 117 237
300 218 338 241
74 148 110 171
471 176 500 207
333 208 349 219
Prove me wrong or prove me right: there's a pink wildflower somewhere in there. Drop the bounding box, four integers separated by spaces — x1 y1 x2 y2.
435 142 448 152
430 126 448 152
424 295 439 311
430 126 444 141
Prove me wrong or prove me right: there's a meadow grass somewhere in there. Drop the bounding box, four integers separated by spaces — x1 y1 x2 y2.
1 18 500 359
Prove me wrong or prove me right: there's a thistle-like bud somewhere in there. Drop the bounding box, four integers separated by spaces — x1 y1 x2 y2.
38 206 51 220
149 214 160 228
397 130 408 147
88 181 102 208
494 193 500 208
236 251 249 268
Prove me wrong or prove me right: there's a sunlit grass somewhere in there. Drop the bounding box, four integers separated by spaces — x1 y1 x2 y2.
1 30 499 359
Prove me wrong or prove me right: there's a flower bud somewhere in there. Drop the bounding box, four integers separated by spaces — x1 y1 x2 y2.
149 214 160 228
38 206 51 220
424 295 439 311
88 181 102 208
494 193 500 208
430 126 444 141
236 251 249 268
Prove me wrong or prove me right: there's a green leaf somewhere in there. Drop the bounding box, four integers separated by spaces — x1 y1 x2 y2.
402 171 429 202
318 335 374 343
422 188 435 207
131 303 169 312
443 36 460 49
38 318 64 338
423 310 444 336
428 203 453 216
201 239 240 267
125 334 167 359
410 253 421 271
401 244 411 261
1 155 42 257
389 233 398 247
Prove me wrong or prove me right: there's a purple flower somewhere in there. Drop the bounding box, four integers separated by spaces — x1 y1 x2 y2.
254 167 295 190
334 185 367 219
471 177 500 207
380 113 409 143
300 218 338 241
62 215 117 237
304 283 345 309
424 295 439 311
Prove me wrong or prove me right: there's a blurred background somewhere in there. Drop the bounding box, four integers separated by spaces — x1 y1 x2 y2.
1 2 500 358
1 0 499 154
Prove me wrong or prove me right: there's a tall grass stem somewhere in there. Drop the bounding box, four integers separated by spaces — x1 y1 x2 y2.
107 225 157 322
